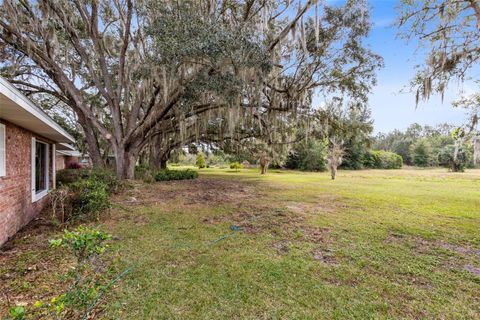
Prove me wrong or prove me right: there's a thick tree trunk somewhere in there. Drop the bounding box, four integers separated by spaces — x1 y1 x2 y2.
150 151 169 170
113 143 138 179
149 140 171 170
259 155 269 174
452 140 461 172
160 159 167 169
78 113 104 167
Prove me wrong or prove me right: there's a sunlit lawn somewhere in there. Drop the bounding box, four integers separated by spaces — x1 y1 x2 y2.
102 167 480 319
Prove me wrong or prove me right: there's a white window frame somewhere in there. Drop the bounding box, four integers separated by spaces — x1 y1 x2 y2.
0 123 5 177
32 138 49 202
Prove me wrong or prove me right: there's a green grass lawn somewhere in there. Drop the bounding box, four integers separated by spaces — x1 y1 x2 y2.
1 168 479 319
101 168 480 319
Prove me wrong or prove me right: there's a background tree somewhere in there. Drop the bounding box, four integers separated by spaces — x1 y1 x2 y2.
196 153 206 169
318 100 374 169
438 144 471 172
410 138 432 167
285 140 327 172
327 139 344 180
374 123 455 165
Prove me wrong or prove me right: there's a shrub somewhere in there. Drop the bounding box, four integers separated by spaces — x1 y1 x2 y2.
438 144 471 172
363 150 403 169
229 162 243 171
285 140 327 172
56 168 90 186
155 169 198 181
89 168 118 194
67 162 83 169
134 164 150 179
196 153 206 169
50 187 70 224
206 153 226 167
69 179 111 220
56 167 118 193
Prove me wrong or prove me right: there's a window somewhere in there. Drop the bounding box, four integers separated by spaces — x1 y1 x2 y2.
32 138 49 202
0 124 5 177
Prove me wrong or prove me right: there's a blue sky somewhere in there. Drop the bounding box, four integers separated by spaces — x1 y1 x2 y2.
366 0 469 133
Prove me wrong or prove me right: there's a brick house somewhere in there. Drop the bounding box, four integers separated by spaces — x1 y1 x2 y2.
55 143 84 170
0 77 74 246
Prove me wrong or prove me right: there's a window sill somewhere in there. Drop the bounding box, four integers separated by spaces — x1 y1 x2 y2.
32 189 48 203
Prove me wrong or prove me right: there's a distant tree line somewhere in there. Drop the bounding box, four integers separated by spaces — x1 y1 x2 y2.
374 123 476 171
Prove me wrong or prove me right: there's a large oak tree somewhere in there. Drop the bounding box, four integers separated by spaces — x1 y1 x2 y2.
0 0 381 178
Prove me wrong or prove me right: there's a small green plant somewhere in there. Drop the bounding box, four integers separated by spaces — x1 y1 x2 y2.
11 227 113 319
196 153 206 169
48 226 111 318
49 226 111 262
229 162 243 172
7 305 26 320
155 169 198 181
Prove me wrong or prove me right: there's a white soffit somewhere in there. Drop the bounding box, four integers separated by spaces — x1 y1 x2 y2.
56 142 76 151
0 77 75 143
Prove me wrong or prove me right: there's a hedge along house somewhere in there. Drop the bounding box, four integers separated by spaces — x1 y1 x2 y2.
0 77 74 246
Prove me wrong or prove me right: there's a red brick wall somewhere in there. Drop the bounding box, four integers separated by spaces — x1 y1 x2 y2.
0 120 54 246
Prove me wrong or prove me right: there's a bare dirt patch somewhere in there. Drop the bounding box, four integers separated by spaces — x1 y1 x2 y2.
384 231 480 277
312 248 337 265
301 226 332 243
464 264 480 277
112 176 260 208
438 242 480 258
285 194 357 215
413 238 480 261
272 240 290 255
385 232 480 259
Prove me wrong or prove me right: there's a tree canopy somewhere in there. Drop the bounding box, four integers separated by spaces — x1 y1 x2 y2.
0 0 381 178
